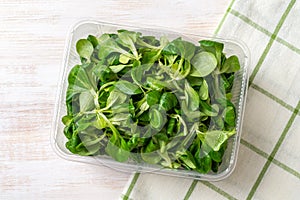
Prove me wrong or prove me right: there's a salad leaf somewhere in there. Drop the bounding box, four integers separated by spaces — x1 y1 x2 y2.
149 108 165 129
115 80 142 95
184 80 199 112
164 38 195 61
221 55 240 73
199 79 209 100
146 90 161 106
190 52 217 77
159 92 178 111
76 39 94 62
199 40 224 65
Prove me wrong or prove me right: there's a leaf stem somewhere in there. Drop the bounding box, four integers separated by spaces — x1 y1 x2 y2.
99 81 116 92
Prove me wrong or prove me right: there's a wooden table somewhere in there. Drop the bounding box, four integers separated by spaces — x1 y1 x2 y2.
0 1 229 199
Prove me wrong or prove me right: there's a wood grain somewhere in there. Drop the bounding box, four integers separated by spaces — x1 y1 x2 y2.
0 0 229 199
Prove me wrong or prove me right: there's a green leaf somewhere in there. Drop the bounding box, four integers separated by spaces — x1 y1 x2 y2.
212 116 225 129
162 38 194 80
62 115 72 126
141 49 161 64
63 121 74 139
75 114 95 132
115 80 142 95
164 38 195 61
223 106 236 126
177 151 197 169
68 65 92 90
76 39 94 61
187 76 203 87
105 140 130 162
146 90 161 106
136 35 160 49
128 98 135 117
79 91 95 112
65 132 80 153
119 54 131 64
190 52 217 77
185 81 199 111
181 100 201 121
98 33 111 43
144 139 159 153
199 40 224 65
141 152 161 164
87 35 99 48
199 40 223 48
127 134 139 150
67 65 96 101
209 150 223 162
105 89 127 108
146 77 168 90
105 132 130 162
166 135 184 151
202 130 235 151
221 55 240 73
117 30 140 59
98 35 135 60
149 108 165 129
159 92 178 111
111 103 130 114
199 101 219 117
199 79 209 100
109 64 132 73
141 140 161 164
195 153 212 173
93 64 116 83
221 73 235 93
93 113 107 129
135 97 149 117
75 132 104 156
158 151 173 168
106 53 120 66
166 117 176 135
109 113 130 124
131 65 148 86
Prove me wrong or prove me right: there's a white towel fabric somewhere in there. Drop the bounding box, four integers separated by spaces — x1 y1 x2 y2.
121 0 300 199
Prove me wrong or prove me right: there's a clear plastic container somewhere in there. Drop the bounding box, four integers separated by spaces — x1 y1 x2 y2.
51 20 249 181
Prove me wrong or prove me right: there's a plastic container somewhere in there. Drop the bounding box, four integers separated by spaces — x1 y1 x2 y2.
51 20 249 181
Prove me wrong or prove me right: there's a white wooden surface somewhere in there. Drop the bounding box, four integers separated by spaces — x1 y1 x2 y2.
0 1 229 199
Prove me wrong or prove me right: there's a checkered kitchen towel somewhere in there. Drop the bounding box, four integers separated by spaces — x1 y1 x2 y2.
121 0 300 199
